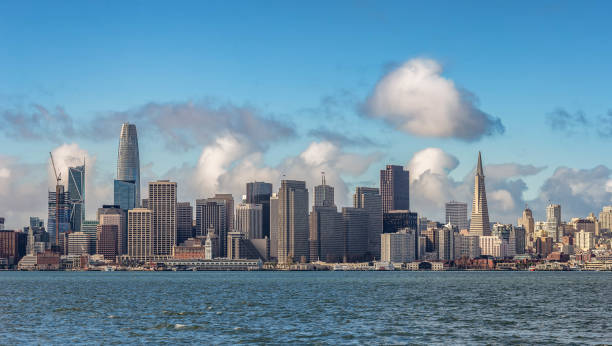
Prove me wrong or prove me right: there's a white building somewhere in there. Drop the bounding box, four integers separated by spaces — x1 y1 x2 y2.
575 230 595 251
381 228 416 263
479 235 508 258
67 231 90 255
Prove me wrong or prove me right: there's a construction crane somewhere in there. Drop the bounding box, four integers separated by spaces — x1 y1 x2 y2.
49 152 62 247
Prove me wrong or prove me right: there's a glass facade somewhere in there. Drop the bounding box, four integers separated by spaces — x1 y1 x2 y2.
68 164 85 232
114 179 136 211
117 123 140 207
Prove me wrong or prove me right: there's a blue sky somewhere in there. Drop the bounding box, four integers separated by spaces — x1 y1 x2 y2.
1 1 611 228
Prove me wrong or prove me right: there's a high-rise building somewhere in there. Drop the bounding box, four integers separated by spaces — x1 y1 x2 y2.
518 206 535 246
575 230 595 251
68 164 85 232
353 187 382 259
117 123 140 207
380 165 410 213
114 179 136 211
48 185 71 247
383 210 418 234
512 226 526 255
469 152 491 236
269 193 279 260
380 228 417 263
98 205 126 255
246 182 273 238
81 220 98 255
195 199 227 257
176 202 193 245
127 208 152 261
599 206 612 234
454 233 481 259
211 194 234 232
67 231 89 255
342 207 369 262
309 206 344 263
149 180 177 258
314 175 334 207
278 180 309 264
0 230 27 266
545 204 561 242
235 203 263 239
445 201 468 231
438 225 455 261
96 224 118 261
479 235 507 258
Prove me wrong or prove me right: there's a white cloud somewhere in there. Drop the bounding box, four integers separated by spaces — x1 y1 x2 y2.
365 58 504 140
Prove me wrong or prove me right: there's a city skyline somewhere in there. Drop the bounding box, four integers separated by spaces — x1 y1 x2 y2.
1 2 612 228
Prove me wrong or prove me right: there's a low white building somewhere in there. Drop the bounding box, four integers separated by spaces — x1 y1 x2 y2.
381 228 416 263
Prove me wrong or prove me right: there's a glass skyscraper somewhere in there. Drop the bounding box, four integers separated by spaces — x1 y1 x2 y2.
114 179 136 211
68 164 85 232
117 123 140 207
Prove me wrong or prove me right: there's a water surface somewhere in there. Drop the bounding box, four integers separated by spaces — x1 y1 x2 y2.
1 271 610 344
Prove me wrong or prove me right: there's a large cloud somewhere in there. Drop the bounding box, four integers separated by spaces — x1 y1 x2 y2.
365 58 504 140
1 101 295 151
0 156 46 229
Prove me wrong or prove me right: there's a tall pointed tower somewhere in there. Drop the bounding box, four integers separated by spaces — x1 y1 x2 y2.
117 123 140 207
469 152 490 236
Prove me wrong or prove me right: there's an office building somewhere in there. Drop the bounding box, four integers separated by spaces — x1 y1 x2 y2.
545 204 561 242
128 208 152 261
314 175 334 207
211 194 234 233
438 225 455 261
149 180 177 258
383 210 418 234
353 187 383 259
309 206 344 262
445 201 468 231
269 193 279 260
0 230 27 266
380 165 410 213
343 207 369 261
518 206 535 237
380 228 417 263
96 224 118 261
454 233 481 259
98 205 126 255
227 231 265 260
176 202 193 245
0 217 4 230
195 199 227 257
235 203 263 239
513 226 526 254
68 164 85 232
535 236 553 257
117 122 141 207
48 185 71 248
246 182 273 238
599 206 612 234
575 230 595 251
67 231 90 255
81 220 98 255
469 152 491 236
480 235 506 258
114 179 137 211
277 180 309 264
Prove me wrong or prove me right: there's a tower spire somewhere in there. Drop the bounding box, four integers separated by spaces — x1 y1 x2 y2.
477 151 484 176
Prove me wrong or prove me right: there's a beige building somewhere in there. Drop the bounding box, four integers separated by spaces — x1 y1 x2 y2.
149 180 177 258
128 208 152 261
67 231 90 255
235 203 263 239
381 228 416 263
599 206 612 234
575 230 595 251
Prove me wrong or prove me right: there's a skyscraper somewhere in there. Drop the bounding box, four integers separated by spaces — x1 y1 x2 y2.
599 206 612 234
314 175 334 207
127 208 152 261
380 165 410 213
469 152 491 236
98 205 126 255
68 164 85 232
545 204 561 242
96 224 118 261
48 185 71 247
342 207 369 262
445 201 468 231
518 207 535 237
211 194 234 232
309 205 343 263
269 193 279 260
195 199 227 257
114 179 136 211
235 203 263 239
176 202 193 245
246 182 273 238
117 123 140 207
149 180 177 258
278 180 309 264
353 187 383 259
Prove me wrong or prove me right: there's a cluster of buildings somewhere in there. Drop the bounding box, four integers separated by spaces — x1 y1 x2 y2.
1 123 611 271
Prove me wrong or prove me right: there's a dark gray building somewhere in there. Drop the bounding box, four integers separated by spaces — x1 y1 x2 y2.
380 165 410 213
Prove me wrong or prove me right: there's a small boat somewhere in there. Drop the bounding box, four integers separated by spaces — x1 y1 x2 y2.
104 266 115 272
528 266 536 271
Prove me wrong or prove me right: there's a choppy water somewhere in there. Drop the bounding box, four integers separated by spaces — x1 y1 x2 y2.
1 271 610 344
